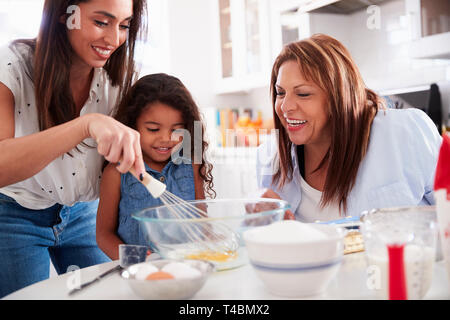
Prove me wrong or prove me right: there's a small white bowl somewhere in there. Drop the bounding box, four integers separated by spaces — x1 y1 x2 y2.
243 221 345 297
121 259 215 299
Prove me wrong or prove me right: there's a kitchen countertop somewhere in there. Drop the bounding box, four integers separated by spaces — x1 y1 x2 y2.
3 252 450 300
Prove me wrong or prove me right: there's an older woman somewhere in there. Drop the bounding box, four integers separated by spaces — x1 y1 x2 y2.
257 34 442 222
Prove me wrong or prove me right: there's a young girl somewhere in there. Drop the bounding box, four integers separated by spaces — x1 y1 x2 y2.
96 73 215 260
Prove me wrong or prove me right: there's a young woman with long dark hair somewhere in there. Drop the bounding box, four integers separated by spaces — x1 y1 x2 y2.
0 0 147 297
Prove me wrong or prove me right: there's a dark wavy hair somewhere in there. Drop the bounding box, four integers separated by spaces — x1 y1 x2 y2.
115 73 216 198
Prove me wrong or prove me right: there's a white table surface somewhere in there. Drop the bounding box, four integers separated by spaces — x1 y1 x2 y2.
3 252 450 300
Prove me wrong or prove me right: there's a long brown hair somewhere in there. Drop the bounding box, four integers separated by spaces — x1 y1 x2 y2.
271 34 385 213
115 73 216 198
12 0 147 131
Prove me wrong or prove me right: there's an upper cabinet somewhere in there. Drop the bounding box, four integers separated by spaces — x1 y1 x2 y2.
277 0 387 13
407 0 450 59
212 0 398 94
213 0 272 94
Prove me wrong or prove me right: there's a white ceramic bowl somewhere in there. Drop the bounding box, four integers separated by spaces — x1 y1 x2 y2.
121 259 215 299
243 221 345 297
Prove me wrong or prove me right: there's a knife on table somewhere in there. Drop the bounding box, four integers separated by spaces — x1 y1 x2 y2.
68 264 123 296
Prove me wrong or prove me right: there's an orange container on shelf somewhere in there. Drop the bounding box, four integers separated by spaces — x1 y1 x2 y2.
234 111 263 147
217 108 274 147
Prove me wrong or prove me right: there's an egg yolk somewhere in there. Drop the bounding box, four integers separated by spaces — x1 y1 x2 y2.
185 250 237 262
145 271 175 281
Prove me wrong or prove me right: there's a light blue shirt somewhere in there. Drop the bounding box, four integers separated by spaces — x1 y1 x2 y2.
256 108 443 220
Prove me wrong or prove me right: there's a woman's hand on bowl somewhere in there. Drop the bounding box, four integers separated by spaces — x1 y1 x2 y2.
260 188 295 220
283 210 295 220
247 189 295 220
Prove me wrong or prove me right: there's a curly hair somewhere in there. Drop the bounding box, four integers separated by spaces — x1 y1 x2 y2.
114 73 215 198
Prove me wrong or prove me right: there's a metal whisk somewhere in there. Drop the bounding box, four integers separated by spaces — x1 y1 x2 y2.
132 170 239 258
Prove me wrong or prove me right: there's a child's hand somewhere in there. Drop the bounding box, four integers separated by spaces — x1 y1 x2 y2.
84 113 146 177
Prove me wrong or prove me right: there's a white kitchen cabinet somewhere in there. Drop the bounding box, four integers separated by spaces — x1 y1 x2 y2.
212 0 273 94
274 5 311 46
275 0 388 14
295 0 339 12
407 0 450 59
275 0 335 12
212 0 374 94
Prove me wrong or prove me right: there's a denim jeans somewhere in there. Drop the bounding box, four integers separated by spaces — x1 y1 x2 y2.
0 193 110 298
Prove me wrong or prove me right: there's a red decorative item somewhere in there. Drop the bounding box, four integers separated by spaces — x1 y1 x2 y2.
388 244 407 300
434 134 450 199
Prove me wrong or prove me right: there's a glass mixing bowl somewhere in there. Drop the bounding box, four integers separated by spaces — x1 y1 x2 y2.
132 198 290 270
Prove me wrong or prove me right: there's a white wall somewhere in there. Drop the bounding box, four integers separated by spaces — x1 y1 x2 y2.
165 0 214 107
346 0 450 92
0 0 44 46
